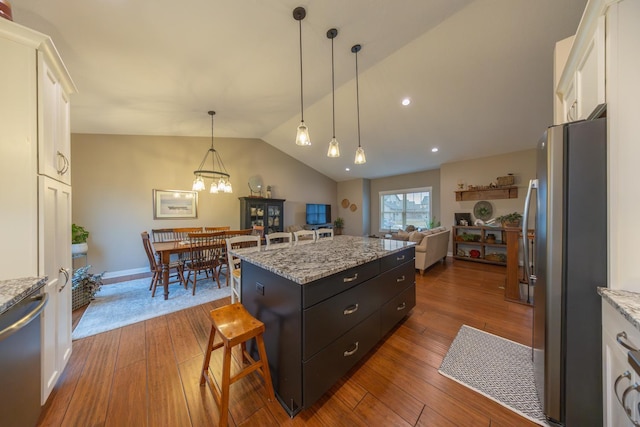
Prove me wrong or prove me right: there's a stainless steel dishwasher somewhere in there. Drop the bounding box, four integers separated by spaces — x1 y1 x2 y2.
0 290 48 427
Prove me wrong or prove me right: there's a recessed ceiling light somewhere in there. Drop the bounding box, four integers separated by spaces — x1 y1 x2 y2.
401 98 411 106
431 147 439 153
345 167 350 171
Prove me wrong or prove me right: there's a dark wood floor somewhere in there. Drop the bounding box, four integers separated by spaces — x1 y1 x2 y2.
38 258 534 426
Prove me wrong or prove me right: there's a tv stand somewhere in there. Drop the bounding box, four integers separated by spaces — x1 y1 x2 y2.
304 223 332 230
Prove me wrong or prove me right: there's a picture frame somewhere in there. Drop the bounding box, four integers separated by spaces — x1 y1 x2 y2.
153 189 198 219
454 212 472 226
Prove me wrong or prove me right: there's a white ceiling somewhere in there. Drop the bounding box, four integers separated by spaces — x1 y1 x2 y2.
12 0 586 182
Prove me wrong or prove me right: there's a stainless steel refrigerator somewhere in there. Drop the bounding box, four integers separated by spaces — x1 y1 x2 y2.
522 117 607 426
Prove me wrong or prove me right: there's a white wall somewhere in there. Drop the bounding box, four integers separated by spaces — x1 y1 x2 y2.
71 133 336 276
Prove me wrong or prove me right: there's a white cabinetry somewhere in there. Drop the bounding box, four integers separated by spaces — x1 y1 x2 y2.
603 301 640 427
39 177 72 403
0 19 76 405
556 9 606 123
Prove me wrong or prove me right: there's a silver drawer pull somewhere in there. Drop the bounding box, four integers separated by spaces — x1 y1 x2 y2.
343 341 359 357
59 267 69 292
343 273 358 283
396 255 405 261
396 275 406 283
616 371 632 406
396 302 407 311
617 331 639 352
343 304 359 315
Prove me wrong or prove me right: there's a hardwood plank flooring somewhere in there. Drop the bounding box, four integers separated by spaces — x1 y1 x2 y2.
39 258 534 426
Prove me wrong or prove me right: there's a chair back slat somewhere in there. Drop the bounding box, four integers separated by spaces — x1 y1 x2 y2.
293 229 316 242
315 228 334 239
151 228 178 243
205 226 231 232
265 232 292 246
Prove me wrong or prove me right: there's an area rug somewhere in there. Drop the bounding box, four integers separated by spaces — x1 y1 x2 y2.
72 276 231 340
438 325 548 426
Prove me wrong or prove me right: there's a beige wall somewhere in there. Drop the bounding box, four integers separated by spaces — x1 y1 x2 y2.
369 169 441 234
71 133 336 277
440 149 536 251
336 179 370 236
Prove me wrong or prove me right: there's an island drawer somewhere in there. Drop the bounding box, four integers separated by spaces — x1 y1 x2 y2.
381 284 416 336
302 261 379 308
302 311 380 406
303 276 382 359
378 261 415 303
379 246 415 271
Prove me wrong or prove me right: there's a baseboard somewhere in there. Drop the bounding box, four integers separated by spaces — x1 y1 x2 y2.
102 267 150 283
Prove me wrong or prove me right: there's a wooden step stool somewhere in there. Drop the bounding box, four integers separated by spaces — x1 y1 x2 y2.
200 303 274 426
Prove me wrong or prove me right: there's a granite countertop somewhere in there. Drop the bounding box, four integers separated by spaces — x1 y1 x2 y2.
599 287 640 332
231 235 415 285
0 276 47 315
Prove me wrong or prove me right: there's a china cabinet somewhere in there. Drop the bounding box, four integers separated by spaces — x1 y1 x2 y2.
239 197 285 235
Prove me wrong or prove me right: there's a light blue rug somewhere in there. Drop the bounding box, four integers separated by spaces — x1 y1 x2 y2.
72 276 230 340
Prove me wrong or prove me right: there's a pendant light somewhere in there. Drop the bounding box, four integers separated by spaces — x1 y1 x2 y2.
326 28 340 157
293 7 311 146
352 44 366 164
192 111 233 194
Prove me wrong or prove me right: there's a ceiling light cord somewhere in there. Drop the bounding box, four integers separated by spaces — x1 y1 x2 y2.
331 35 336 139
355 48 361 149
299 18 304 123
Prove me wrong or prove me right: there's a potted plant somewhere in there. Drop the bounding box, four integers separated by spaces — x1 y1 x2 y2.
496 212 523 228
333 217 344 235
71 265 104 310
72 223 89 255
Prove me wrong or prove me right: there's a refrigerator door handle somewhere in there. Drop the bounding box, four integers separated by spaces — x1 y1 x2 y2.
522 179 538 286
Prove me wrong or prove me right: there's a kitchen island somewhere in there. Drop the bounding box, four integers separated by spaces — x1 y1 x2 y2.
231 235 416 416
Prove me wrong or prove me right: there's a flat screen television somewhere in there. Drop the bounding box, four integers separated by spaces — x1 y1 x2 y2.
306 203 331 225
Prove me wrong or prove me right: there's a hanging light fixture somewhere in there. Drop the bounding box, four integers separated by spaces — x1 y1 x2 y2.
192 111 233 194
293 6 311 146
326 28 340 158
352 44 366 164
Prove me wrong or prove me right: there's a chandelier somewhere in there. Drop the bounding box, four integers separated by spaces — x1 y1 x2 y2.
192 111 232 194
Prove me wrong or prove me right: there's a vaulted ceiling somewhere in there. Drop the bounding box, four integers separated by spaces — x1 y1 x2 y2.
13 0 586 181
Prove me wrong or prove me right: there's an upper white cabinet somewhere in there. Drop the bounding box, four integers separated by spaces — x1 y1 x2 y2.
555 8 606 123
39 54 72 185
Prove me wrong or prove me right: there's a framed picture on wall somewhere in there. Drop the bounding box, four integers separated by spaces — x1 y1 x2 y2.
153 189 198 219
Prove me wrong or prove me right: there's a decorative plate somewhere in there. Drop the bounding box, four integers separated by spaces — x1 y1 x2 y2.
341 198 350 208
473 201 493 220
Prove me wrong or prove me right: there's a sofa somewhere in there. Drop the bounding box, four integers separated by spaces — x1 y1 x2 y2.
390 226 450 275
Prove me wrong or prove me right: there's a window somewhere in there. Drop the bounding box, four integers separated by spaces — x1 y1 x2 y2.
380 187 432 231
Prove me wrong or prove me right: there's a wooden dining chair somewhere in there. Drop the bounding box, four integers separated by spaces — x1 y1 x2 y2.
226 235 261 303
141 231 185 297
182 231 225 295
265 232 292 246
293 229 316 242
315 228 334 240
173 227 204 241
204 226 231 232
151 228 178 243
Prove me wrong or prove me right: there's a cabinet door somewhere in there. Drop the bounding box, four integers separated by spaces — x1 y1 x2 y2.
575 15 605 120
38 53 71 185
266 202 283 233
39 176 72 404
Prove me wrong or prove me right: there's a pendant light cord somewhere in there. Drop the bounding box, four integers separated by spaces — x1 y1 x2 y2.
355 49 361 148
331 36 336 138
299 19 304 122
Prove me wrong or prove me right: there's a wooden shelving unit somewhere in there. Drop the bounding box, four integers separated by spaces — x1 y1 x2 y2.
452 225 508 266
454 186 518 201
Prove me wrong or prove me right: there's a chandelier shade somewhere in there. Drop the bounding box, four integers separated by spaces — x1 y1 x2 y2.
352 44 366 164
192 111 232 194
294 6 311 146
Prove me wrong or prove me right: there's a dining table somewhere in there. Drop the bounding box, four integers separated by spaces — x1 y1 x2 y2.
151 241 193 300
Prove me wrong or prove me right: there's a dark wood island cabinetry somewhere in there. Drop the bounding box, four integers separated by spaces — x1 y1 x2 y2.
232 236 416 416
